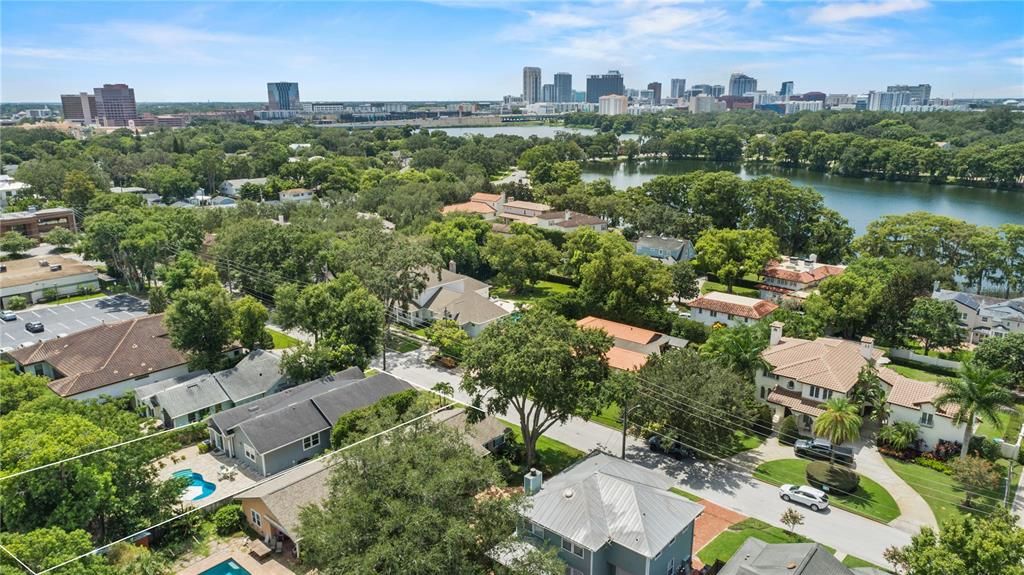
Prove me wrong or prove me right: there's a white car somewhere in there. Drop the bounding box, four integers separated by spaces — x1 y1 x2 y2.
779 484 829 511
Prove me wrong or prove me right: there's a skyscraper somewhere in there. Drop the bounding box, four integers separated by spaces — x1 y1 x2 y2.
670 78 686 99
542 84 555 103
554 72 572 103
886 84 931 105
780 81 794 98
93 84 137 127
728 73 757 96
522 67 542 104
267 82 301 110
60 92 97 124
647 82 662 105
586 70 625 103
711 85 725 98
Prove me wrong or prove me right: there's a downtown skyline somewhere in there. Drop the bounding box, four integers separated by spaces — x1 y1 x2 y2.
2 0 1023 103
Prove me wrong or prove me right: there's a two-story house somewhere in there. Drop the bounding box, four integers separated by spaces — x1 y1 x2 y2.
757 322 967 449
577 316 688 371
931 285 1020 344
688 292 778 327
394 266 510 337
511 452 704 575
635 236 696 265
219 177 268 198
757 255 845 303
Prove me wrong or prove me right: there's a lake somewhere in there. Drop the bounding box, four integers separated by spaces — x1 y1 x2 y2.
581 159 1024 233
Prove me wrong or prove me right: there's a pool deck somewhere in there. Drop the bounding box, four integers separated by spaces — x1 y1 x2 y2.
157 445 262 507
177 546 295 575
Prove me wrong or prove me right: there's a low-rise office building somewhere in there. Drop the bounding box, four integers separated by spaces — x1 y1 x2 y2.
0 208 77 239
0 255 99 308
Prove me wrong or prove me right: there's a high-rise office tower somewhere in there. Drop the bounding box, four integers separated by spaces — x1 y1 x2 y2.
93 84 137 127
691 84 711 96
542 84 555 103
586 70 625 103
60 92 97 124
869 90 909 111
728 73 757 96
670 78 686 99
554 72 572 103
780 81 795 98
711 85 725 98
886 84 931 105
267 82 301 110
522 67 542 104
647 82 662 105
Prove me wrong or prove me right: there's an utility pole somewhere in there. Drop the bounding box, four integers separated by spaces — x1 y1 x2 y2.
621 396 629 460
1005 459 1016 508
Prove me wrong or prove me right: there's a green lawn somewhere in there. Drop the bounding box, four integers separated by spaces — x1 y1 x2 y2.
697 518 829 566
753 459 900 523
883 455 1021 529
500 420 585 478
700 280 760 299
492 280 574 305
267 328 302 349
387 333 422 353
975 406 1023 442
670 486 703 502
842 555 891 572
41 292 105 306
887 364 945 383
592 403 623 429
590 403 764 458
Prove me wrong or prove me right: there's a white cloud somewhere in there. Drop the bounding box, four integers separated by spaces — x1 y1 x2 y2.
626 7 725 36
527 10 599 29
808 0 929 24
745 0 764 9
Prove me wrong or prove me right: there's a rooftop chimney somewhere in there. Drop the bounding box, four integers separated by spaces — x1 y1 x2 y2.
524 468 543 495
448 259 457 274
499 191 507 205
860 336 874 360
808 253 817 263
770 321 784 347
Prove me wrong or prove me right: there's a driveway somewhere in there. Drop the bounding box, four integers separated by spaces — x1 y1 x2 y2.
1 294 148 350
376 347 913 567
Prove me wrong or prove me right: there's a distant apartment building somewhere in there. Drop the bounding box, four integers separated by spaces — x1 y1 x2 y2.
541 83 555 103
780 81 794 98
670 78 686 98
825 94 858 107
0 175 31 208
868 90 908 112
0 208 77 239
267 82 301 110
586 70 625 103
784 101 824 114
728 73 757 96
553 72 572 103
93 84 138 127
647 82 662 105
522 67 542 104
60 92 98 124
689 95 727 113
887 83 931 105
598 94 628 115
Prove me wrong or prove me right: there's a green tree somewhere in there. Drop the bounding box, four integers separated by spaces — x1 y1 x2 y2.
0 231 36 256
61 169 99 212
0 527 111 575
560 228 630 284
462 308 611 467
483 231 560 293
906 298 962 355
41 226 78 250
812 397 862 465
884 508 1024 575
425 319 471 360
700 323 769 382
848 362 889 423
877 422 920 451
237 181 265 202
694 228 778 293
272 274 385 358
165 283 236 370
233 295 272 350
424 215 491 277
669 260 699 300
804 271 881 339
972 332 1024 391
579 251 673 324
780 508 805 535
280 339 365 383
949 456 1001 509
935 361 1014 459
0 367 51 416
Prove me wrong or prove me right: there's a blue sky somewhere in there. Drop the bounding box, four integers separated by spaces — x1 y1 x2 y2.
2 1 1022 102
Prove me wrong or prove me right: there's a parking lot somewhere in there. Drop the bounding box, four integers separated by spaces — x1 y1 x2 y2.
1 294 149 350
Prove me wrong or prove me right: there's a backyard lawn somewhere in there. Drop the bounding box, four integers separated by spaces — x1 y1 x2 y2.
883 455 1021 529
267 328 301 348
387 333 423 353
492 280 574 305
500 420 585 478
753 459 900 523
975 405 1023 442
700 280 760 299
887 363 946 383
696 518 828 566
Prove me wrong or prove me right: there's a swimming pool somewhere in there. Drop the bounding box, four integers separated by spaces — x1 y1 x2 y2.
198 559 252 575
172 469 216 501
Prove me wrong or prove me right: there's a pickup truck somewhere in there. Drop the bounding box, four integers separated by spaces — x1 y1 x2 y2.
794 438 855 466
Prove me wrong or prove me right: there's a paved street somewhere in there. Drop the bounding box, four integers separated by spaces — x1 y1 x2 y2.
376 346 914 567
1 294 148 350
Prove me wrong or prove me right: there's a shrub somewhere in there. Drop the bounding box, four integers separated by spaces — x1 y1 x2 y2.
778 415 801 446
878 422 919 451
6 295 27 310
1018 447 1024 466
932 439 962 461
750 404 774 438
211 504 244 536
806 461 860 494
197 441 210 454
968 436 1000 462
672 318 710 345
913 456 953 475
42 287 59 301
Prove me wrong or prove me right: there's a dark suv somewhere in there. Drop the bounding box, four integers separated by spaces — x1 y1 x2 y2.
647 436 695 460
24 322 44 334
794 438 855 466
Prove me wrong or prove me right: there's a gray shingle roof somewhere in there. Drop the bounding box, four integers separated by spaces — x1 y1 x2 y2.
310 372 414 423
637 236 691 253
238 401 331 453
134 370 210 404
214 350 285 402
719 541 852 575
527 452 703 558
157 373 231 419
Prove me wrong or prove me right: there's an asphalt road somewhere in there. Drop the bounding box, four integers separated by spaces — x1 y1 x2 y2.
1 294 149 350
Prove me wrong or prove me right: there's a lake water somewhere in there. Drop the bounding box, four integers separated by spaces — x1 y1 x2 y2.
581 159 1024 233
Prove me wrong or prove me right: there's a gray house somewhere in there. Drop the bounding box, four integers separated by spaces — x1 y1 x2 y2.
206 368 413 477
719 540 887 575
635 236 696 265
134 350 286 428
517 452 703 575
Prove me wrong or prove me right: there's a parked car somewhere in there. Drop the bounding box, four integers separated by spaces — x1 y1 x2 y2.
0 310 16 322
24 322 44 333
647 435 695 460
794 438 855 466
779 484 830 511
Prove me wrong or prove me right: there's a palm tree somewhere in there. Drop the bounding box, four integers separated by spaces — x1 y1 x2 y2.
878 422 920 451
700 324 768 382
935 361 1013 459
848 362 890 424
812 397 862 465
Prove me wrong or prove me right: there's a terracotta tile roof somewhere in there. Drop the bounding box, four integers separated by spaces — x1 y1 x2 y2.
762 260 845 284
761 337 884 394
577 316 659 345
503 200 551 212
471 192 501 203
688 292 778 320
766 387 826 418
879 367 958 418
442 201 495 215
8 314 189 398
606 347 649 371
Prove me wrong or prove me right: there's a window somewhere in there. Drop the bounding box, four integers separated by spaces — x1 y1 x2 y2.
709 310 718 318
302 433 320 451
760 386 766 399
667 558 676 575
561 538 584 558
727 314 734 320
243 444 257 462
787 380 795 389
250 509 262 528
920 412 934 427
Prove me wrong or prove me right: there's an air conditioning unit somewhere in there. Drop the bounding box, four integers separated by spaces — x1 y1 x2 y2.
50 264 62 271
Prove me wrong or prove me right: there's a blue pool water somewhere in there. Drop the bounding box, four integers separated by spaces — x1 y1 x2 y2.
172 469 217 501
199 559 252 575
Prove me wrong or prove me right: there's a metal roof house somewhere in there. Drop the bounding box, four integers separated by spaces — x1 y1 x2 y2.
508 451 703 575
